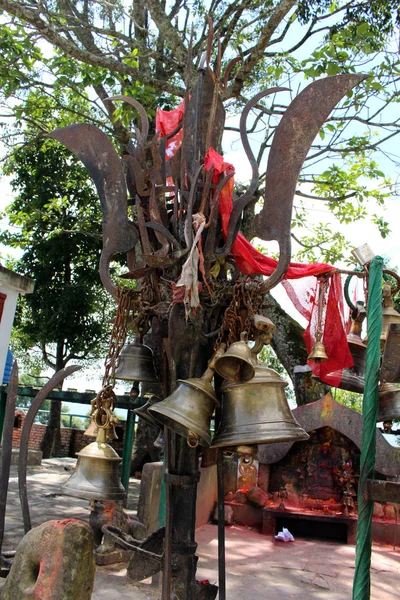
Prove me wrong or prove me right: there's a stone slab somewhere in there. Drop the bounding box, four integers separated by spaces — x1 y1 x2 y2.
0 449 42 466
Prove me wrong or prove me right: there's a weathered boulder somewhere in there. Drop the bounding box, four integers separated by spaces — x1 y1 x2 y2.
1 519 95 600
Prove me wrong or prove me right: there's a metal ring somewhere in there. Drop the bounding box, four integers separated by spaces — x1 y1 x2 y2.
383 269 400 294
187 433 199 448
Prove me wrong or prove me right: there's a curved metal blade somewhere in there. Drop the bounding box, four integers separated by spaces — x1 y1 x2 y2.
256 74 367 292
49 124 139 296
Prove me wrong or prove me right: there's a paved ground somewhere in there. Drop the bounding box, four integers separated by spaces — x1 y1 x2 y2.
2 458 400 599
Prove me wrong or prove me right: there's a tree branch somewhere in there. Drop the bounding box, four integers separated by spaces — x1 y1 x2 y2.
226 0 297 98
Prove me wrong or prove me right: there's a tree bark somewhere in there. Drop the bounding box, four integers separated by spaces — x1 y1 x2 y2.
40 344 64 458
266 292 330 405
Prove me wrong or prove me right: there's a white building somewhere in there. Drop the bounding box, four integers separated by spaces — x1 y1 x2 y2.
0 265 34 382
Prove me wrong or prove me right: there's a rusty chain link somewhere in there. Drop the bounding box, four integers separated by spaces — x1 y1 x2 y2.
214 277 264 350
89 286 140 433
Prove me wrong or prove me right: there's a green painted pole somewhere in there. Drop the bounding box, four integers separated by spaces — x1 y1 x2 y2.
121 409 136 494
352 256 383 600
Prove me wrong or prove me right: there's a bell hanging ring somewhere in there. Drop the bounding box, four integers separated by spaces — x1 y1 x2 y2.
214 332 255 382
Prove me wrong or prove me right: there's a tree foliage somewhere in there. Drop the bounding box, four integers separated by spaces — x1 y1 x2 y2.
0 0 398 264
2 137 111 371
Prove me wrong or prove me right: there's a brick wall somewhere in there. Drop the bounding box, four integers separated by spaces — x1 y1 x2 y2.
12 411 126 457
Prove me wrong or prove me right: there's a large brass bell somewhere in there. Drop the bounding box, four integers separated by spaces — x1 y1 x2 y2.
149 347 225 447
212 362 309 447
61 432 126 502
378 383 400 422
114 338 158 383
214 333 255 382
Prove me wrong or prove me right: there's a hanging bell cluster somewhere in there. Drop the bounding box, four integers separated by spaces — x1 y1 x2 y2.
149 322 309 449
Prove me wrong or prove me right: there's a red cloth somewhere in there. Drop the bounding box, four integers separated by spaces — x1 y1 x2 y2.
156 114 354 385
156 100 185 160
204 148 353 385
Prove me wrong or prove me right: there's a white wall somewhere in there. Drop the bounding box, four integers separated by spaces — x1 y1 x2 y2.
0 286 18 382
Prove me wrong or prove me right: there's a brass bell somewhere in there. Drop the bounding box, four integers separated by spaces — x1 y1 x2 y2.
378 383 400 422
308 340 329 362
134 395 161 428
381 284 400 343
347 301 367 377
148 347 225 447
83 418 98 438
61 436 126 501
211 362 309 447
148 377 217 448
114 338 158 383
214 333 255 382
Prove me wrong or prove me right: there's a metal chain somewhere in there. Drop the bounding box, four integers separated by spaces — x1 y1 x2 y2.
102 286 138 389
88 286 139 432
214 278 264 350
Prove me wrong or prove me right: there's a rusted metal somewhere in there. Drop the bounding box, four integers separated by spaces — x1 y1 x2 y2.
162 427 172 600
256 74 367 293
0 362 18 557
217 448 226 600
217 87 287 257
18 365 82 533
126 526 165 581
49 125 139 297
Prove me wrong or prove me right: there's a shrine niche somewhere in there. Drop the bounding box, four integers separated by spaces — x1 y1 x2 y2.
268 426 360 508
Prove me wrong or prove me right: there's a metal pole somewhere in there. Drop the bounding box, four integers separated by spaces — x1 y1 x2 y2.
217 448 226 600
0 363 18 553
121 409 136 493
0 386 7 444
352 256 383 600
162 427 172 600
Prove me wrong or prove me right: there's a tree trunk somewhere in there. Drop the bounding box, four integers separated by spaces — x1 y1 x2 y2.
40 344 64 458
266 292 330 405
40 399 62 458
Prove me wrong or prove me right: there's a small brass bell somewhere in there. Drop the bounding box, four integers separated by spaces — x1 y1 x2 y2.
214 333 255 382
212 362 309 447
61 429 126 501
308 340 329 362
83 418 98 438
149 346 225 447
378 382 400 422
134 395 161 428
114 338 158 383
